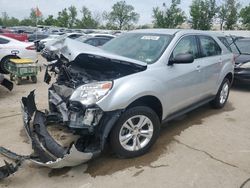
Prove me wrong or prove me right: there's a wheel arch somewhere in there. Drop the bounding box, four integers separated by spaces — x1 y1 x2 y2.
225 72 233 85
126 95 163 122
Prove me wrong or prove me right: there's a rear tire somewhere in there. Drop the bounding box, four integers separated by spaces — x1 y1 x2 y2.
110 106 161 158
210 78 230 109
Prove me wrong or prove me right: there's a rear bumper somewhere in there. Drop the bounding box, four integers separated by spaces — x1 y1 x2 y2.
20 91 98 168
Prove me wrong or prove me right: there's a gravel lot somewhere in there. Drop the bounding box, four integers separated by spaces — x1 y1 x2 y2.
0 57 250 188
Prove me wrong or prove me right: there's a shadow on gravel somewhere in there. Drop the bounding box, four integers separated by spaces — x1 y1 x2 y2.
86 102 235 177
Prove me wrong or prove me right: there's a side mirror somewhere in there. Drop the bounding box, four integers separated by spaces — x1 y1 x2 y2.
168 53 194 65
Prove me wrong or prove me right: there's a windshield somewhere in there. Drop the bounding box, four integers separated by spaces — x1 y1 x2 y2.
101 33 172 64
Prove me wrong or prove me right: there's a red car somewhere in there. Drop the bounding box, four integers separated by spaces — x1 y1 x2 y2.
0 29 28 42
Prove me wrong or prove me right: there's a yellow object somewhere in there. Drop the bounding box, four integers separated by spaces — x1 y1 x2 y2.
9 58 34 64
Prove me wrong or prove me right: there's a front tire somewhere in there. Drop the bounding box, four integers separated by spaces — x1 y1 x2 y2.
110 106 161 158
210 78 230 109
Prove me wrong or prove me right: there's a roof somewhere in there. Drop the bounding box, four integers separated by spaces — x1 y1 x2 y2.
130 29 181 35
129 29 227 37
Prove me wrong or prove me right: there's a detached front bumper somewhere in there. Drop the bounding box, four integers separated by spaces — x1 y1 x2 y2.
21 91 97 168
0 91 99 179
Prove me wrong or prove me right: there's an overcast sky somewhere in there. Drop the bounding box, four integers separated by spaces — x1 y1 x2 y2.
0 0 249 24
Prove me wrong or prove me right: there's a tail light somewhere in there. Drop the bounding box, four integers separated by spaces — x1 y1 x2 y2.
26 45 35 50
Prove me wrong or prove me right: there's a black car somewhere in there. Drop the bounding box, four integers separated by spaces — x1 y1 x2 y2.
218 36 250 82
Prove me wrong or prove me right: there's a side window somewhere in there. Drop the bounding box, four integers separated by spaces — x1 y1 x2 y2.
172 35 198 59
199 36 222 57
0 37 9 44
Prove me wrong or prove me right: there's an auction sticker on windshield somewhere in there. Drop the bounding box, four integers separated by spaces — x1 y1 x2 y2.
141 36 160 40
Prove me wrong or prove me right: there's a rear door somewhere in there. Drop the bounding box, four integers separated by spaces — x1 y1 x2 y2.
197 35 223 96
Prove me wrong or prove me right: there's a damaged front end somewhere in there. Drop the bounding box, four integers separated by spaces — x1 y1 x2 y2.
0 91 103 179
0 40 147 179
0 87 121 179
21 91 98 167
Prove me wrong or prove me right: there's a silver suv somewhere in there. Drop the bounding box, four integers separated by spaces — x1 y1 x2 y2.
20 29 234 167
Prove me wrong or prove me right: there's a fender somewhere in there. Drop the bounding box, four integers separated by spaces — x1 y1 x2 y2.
97 74 165 113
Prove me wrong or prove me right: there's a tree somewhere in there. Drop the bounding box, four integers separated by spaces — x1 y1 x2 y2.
240 4 250 30
190 0 217 30
7 17 19 26
57 8 70 27
68 5 77 28
20 18 33 26
224 0 240 30
44 15 57 26
152 0 186 28
217 5 227 30
0 12 20 27
76 6 99 29
104 1 139 30
1 12 9 27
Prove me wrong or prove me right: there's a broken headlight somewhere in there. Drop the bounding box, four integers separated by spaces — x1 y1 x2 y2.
70 81 112 106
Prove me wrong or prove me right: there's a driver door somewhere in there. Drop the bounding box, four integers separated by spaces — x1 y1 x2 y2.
163 35 204 115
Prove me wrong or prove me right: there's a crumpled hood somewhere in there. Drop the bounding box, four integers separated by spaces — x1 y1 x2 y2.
57 38 147 67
